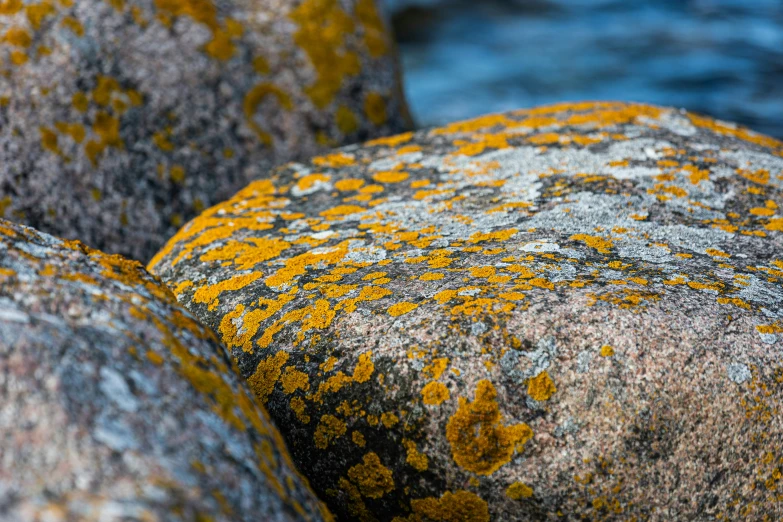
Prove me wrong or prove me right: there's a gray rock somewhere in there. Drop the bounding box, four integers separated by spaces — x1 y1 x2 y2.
0 219 331 522
150 102 783 521
0 0 411 262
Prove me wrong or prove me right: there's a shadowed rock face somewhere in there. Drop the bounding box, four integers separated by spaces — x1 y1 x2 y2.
0 0 410 262
150 102 783 521
0 220 332 522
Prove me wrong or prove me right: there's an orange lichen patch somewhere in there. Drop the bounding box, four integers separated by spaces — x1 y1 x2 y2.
355 0 388 57
247 350 289 402
683 164 710 185
689 113 783 150
192 271 263 311
352 430 366 447
423 358 449 380
600 345 615 357
290 0 360 108
346 452 395 498
737 168 770 186
716 297 751 310
314 414 347 449
421 381 450 405
364 92 388 126
373 170 409 183
420 272 444 281
352 351 375 383
4 27 31 47
468 229 517 244
200 237 291 271
705 248 730 258
589 289 661 309
388 301 418 317
365 131 414 148
319 205 366 218
403 439 429 471
765 218 783 232
290 396 310 424
757 322 783 335
446 380 533 475
243 83 293 144
25 2 56 29
486 201 532 214
281 366 310 394
335 178 364 191
397 490 490 522
295 173 332 192
506 482 534 500
527 371 556 401
380 412 399 428
570 234 613 253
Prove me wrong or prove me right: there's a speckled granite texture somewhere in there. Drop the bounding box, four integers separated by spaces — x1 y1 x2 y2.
150 102 783 521
0 0 410 262
0 219 332 522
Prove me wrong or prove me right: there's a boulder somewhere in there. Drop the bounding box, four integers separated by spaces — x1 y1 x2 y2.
0 0 410 262
0 219 332 522
150 102 783 521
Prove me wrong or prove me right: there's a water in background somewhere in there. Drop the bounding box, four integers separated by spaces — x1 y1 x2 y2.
383 0 783 138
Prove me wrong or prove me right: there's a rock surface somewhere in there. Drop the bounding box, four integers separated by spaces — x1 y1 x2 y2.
0 219 332 522
150 102 783 521
0 0 410 262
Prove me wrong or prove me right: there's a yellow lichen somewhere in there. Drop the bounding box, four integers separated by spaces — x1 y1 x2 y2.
446 380 533 475
421 381 449 406
397 490 489 522
247 350 289 402
527 371 556 401
388 301 418 317
506 481 534 500
403 439 428 471
314 414 347 449
346 452 395 499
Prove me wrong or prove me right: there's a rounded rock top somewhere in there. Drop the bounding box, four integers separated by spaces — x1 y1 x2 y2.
150 102 783 521
0 219 332 522
0 0 410 262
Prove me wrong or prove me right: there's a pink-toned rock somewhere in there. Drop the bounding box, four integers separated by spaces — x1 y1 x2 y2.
150 102 783 521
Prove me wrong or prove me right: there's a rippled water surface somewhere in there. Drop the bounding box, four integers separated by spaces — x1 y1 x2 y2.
384 0 783 137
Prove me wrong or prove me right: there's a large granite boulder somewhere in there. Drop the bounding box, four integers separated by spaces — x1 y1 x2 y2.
150 102 783 521
0 219 332 522
0 0 410 262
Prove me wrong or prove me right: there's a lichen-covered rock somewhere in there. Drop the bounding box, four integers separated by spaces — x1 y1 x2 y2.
0 219 332 522
0 0 410 262
149 102 783 521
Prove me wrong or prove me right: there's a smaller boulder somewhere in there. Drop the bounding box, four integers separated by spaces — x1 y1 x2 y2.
0 219 331 522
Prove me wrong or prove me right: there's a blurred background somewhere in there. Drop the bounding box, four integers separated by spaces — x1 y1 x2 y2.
381 0 783 137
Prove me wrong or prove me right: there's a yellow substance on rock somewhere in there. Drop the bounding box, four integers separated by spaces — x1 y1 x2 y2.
506 481 534 500
388 301 418 317
352 431 366 447
421 381 450 405
247 350 289 402
402 439 429 471
314 414 347 449
527 371 557 401
291 0 360 108
446 380 533 475
600 345 615 357
346 452 395 498
393 490 489 522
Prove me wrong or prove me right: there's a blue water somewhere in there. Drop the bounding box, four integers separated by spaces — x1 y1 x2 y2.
383 0 783 138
